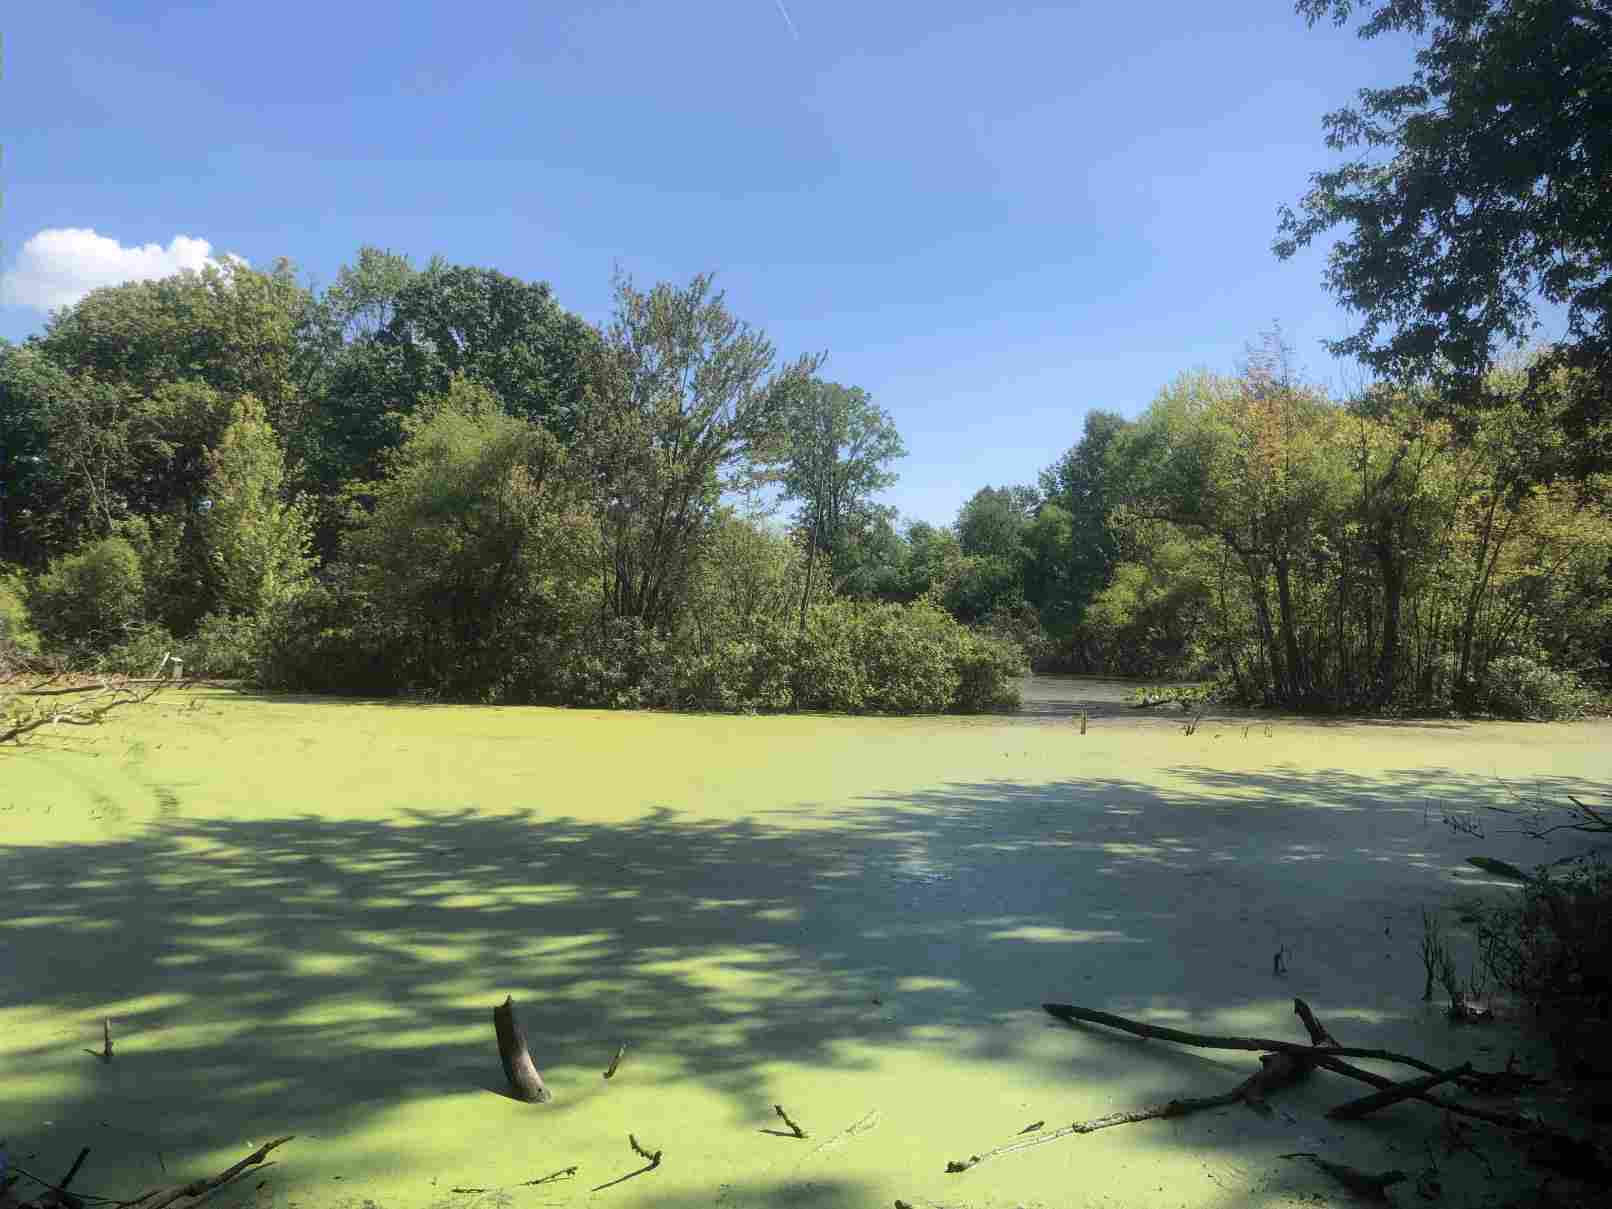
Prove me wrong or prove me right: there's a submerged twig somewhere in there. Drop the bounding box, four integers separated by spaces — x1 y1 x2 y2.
588 1137 660 1193
1281 1154 1406 1202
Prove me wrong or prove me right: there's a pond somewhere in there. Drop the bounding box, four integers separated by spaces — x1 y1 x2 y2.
2 677 1607 1209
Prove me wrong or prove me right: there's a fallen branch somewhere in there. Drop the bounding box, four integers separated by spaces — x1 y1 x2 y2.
1045 1002 1457 1074
452 1167 577 1195
1046 1000 1555 1135
492 996 550 1103
1326 1064 1472 1121
121 1137 292 1209
602 1043 626 1081
772 1106 806 1139
946 1051 1310 1173
588 1137 660 1193
83 1021 112 1064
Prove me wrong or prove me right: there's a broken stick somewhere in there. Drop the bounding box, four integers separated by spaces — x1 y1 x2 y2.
603 1043 627 1081
492 996 551 1103
1292 997 1338 1048
772 1106 807 1139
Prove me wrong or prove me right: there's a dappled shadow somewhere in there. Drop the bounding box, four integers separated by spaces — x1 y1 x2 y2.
4 748 1607 1208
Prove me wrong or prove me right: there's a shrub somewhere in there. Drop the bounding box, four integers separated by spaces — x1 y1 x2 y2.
24 537 147 652
184 611 260 679
251 574 402 697
1476 855 1612 1072
1479 653 1594 721
953 628 1027 712
0 566 40 655
95 621 180 677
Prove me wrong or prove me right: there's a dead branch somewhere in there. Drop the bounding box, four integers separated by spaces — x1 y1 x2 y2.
1 677 168 748
1042 1002 1461 1076
588 1137 660 1193
627 1136 660 1166
83 1021 112 1064
603 1043 626 1080
1046 1001 1555 1135
118 1137 292 1209
946 1050 1310 1173
1326 1064 1472 1121
772 1106 806 1139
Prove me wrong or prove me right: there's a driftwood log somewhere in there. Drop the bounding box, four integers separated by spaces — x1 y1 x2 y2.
493 996 551 1103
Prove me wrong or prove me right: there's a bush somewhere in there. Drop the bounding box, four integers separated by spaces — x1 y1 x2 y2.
0 566 40 655
1477 855 1612 1072
94 621 180 676
793 598 1023 714
184 611 260 679
1479 653 1594 720
251 574 402 697
23 537 147 651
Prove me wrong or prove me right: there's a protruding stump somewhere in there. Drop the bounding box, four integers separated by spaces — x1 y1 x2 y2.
493 995 552 1103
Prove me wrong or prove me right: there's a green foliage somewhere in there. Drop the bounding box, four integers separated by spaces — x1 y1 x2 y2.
93 620 179 677
1476 855 1612 1068
793 598 1022 714
955 485 1036 561
1280 1 1612 461
338 378 597 700
578 272 823 628
183 611 261 679
0 566 40 654
775 379 906 619
1477 652 1594 721
24 536 146 652
199 395 316 617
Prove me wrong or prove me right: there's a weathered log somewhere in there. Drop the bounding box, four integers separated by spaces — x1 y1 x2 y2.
493 996 551 1103
1326 1063 1472 1121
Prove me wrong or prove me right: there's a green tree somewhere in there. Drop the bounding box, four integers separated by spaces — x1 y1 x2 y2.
23 535 146 651
577 272 822 629
955 485 1038 560
776 380 906 626
198 396 316 618
1277 0 1612 460
339 377 596 700
33 258 310 434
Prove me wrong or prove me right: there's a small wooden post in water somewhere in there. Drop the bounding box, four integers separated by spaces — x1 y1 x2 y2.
493 995 552 1102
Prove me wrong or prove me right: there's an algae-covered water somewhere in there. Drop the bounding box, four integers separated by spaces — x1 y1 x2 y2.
2 677 1608 1209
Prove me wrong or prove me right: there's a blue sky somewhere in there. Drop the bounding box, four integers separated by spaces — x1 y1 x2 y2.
2 1 1428 525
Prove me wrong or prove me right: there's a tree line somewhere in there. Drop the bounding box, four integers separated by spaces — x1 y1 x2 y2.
2 0 1607 719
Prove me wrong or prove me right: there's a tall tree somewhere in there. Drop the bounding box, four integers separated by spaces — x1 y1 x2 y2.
578 272 823 629
1277 0 1612 463
777 380 906 627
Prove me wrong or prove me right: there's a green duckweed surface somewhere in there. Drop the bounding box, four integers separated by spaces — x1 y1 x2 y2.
3 680 1608 1209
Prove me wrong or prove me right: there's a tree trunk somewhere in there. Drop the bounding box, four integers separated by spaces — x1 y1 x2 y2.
1374 538 1405 707
1273 554 1306 706
493 995 552 1103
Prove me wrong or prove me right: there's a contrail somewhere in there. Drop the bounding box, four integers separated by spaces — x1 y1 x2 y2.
773 0 800 40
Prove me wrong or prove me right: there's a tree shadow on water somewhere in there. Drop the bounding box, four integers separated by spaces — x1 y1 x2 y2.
3 760 1603 1208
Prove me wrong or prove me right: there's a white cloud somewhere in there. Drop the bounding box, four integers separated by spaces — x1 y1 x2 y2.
0 228 245 313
